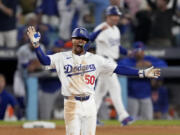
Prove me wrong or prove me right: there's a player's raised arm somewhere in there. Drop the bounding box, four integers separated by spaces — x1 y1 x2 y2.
27 26 51 65
114 65 160 79
89 25 108 42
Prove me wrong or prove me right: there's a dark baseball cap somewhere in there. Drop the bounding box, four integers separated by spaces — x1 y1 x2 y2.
133 41 145 50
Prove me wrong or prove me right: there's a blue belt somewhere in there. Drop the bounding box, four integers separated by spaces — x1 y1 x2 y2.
64 96 90 101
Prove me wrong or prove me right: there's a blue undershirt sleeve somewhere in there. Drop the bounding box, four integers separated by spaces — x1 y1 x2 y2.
119 46 128 56
114 65 139 76
35 46 51 65
89 29 102 42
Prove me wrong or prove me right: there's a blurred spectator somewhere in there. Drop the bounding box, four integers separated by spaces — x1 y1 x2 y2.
110 0 122 6
17 0 37 26
36 0 59 28
0 74 18 120
13 42 44 119
118 41 167 120
37 23 51 48
57 0 90 41
38 43 62 120
18 13 50 48
172 8 180 46
133 9 151 44
19 0 36 16
18 13 38 46
86 0 109 26
147 0 177 47
151 79 169 119
118 13 133 47
0 0 18 48
125 0 148 17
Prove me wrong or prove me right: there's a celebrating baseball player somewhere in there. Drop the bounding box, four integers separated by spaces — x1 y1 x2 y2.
27 26 160 135
94 5 134 125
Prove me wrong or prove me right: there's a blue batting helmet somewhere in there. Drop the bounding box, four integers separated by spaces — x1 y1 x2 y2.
72 27 89 41
106 6 122 16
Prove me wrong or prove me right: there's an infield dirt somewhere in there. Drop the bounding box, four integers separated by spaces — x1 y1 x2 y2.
0 125 180 135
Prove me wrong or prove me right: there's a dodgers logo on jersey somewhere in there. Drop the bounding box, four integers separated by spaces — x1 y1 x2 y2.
64 64 96 77
109 38 120 46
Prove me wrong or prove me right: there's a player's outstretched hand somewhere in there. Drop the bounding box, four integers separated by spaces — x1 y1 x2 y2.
27 26 41 48
144 66 161 78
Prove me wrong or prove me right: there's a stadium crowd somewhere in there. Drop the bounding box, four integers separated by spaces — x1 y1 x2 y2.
0 0 180 121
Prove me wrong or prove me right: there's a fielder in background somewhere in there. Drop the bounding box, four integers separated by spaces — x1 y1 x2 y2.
118 41 167 120
13 36 44 119
94 5 133 125
27 26 160 135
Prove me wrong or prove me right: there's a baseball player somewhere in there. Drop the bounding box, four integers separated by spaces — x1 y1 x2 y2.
27 26 160 135
13 40 45 119
94 5 133 125
118 41 168 120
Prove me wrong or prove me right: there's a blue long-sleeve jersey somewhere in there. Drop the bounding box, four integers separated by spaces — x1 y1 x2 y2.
118 56 167 99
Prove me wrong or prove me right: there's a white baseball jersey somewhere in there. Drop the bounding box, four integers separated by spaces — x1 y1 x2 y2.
14 44 45 97
94 22 121 59
47 51 117 96
14 44 39 97
17 44 37 70
94 22 131 122
16 44 45 70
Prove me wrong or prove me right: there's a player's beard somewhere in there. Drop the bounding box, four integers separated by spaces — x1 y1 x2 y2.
74 43 85 55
